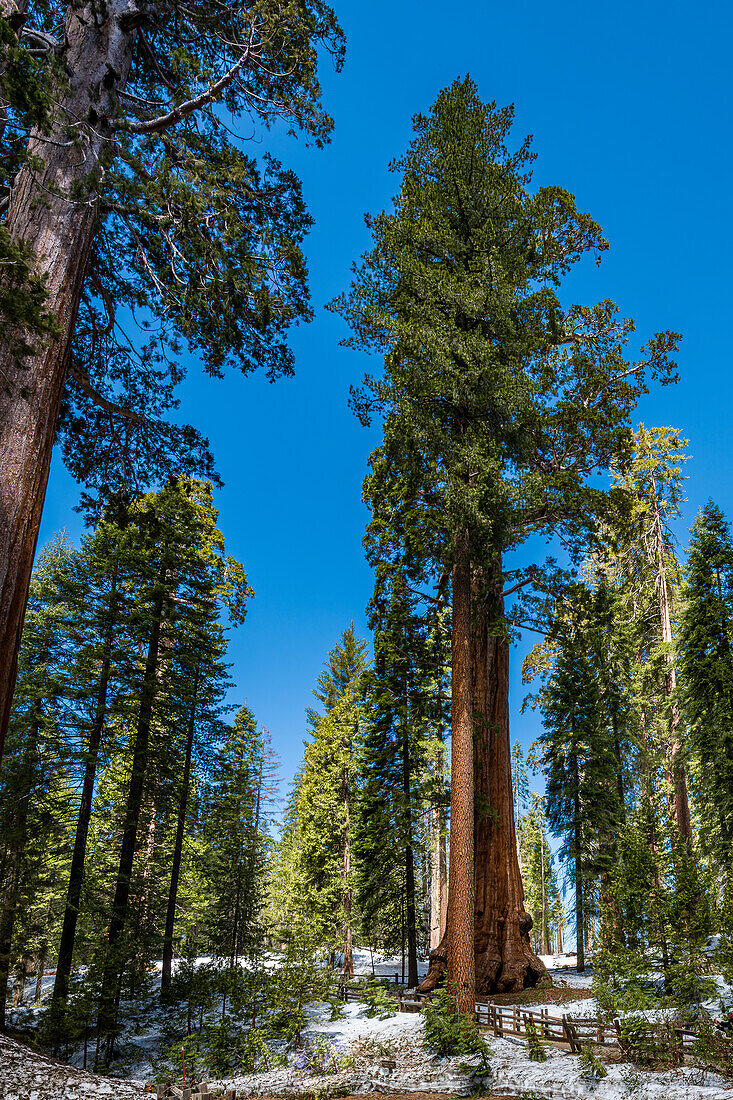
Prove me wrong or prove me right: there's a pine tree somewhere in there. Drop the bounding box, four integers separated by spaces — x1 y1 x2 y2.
205 708 276 967
275 627 367 977
679 502 733 866
0 538 74 1030
519 796 556 956
540 606 622 972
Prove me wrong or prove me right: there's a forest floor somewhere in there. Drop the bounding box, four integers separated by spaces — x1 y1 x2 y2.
2 953 733 1100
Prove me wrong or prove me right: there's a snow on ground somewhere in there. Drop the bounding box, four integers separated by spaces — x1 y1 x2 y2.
4 950 733 1100
209 1009 733 1100
0 1033 146 1099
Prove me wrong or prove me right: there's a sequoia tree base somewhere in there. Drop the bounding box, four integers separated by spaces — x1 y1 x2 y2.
418 916 549 996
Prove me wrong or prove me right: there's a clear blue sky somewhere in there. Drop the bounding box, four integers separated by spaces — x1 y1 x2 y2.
39 0 733 793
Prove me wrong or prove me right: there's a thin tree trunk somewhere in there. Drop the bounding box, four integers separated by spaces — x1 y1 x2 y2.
651 498 692 841
0 648 46 1031
430 805 442 950
556 893 564 954
53 567 119 1011
540 822 551 955
97 578 165 1053
573 752 585 973
342 768 354 980
0 0 139 770
161 667 199 999
401 698 418 988
445 528 475 1014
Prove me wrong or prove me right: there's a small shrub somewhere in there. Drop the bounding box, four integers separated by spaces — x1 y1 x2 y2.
620 1065 644 1093
361 978 396 1020
524 1016 547 1063
690 1013 733 1079
422 984 492 1084
578 1045 608 1081
423 986 482 1058
327 997 346 1021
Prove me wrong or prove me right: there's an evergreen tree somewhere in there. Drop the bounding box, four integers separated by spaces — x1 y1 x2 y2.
333 77 679 1007
0 538 74 1030
679 502 733 866
540 605 622 972
274 627 367 977
205 708 276 967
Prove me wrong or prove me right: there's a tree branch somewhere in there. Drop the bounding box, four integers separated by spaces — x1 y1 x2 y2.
107 39 253 135
68 360 163 433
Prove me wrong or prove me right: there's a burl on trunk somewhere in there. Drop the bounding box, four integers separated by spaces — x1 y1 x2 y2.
419 572 549 996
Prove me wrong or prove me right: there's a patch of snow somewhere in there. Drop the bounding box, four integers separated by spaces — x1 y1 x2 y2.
0 1034 146 1098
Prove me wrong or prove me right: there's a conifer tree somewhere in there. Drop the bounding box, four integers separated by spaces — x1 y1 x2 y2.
0 537 74 1030
679 502 733 866
0 0 345 770
204 708 276 968
276 627 367 977
333 77 679 1005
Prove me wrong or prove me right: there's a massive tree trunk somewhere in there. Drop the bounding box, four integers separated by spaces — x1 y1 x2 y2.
52 566 119 1012
419 559 548 996
471 569 548 993
445 529 475 1014
0 0 139 769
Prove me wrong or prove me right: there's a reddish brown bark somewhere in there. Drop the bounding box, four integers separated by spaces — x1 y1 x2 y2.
419 561 549 997
471 570 549 993
0 0 139 768
445 530 475 1015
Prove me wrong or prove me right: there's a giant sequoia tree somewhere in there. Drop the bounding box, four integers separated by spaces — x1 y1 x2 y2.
0 0 344 767
333 78 679 1009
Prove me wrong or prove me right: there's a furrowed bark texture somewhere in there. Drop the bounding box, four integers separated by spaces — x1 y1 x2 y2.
445 532 475 1015
0 0 138 767
471 571 548 993
419 561 549 997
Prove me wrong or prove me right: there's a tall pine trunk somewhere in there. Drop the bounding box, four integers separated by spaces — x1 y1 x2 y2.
650 496 692 842
0 0 138 769
97 577 165 1052
445 529 475 1014
161 667 199 999
401 702 418 988
52 567 119 1012
342 768 354 980
572 744 585 973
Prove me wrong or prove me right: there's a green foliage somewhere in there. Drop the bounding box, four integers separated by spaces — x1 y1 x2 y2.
578 1045 608 1080
679 501 733 866
422 985 489 1066
2 0 346 507
690 1014 733 1080
268 627 367 959
524 1016 547 1062
360 978 397 1020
